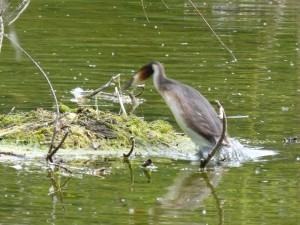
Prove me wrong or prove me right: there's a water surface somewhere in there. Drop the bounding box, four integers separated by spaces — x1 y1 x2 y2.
0 0 299 224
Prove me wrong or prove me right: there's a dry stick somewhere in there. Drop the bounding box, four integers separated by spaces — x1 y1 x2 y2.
4 33 60 157
123 136 135 158
46 111 80 162
81 74 120 99
215 100 224 120
46 131 69 163
187 0 237 62
200 103 227 169
115 87 127 116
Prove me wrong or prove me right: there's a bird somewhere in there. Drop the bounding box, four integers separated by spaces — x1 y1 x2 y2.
123 61 230 158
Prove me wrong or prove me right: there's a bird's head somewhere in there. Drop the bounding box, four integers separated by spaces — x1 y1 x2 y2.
122 61 163 90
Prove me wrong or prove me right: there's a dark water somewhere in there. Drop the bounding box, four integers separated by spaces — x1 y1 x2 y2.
0 0 299 224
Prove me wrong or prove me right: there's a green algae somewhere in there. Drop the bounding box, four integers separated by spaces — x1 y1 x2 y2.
0 106 190 153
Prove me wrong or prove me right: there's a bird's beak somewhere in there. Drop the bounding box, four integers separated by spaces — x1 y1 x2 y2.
122 69 145 91
122 76 137 91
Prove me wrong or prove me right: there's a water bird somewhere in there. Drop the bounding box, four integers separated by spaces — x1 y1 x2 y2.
123 62 230 157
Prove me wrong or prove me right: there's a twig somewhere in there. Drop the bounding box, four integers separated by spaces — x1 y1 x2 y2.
200 102 227 168
215 100 224 119
0 151 24 157
3 33 60 156
187 0 237 62
123 136 135 158
46 131 69 163
81 74 120 99
115 87 127 116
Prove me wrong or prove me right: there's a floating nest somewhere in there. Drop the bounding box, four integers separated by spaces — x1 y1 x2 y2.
0 105 191 153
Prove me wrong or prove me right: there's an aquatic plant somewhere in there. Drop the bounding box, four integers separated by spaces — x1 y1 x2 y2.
0 106 190 153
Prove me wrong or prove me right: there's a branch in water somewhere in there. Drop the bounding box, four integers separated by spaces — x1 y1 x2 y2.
123 136 135 158
3 33 60 157
200 101 227 168
81 74 121 99
46 131 69 163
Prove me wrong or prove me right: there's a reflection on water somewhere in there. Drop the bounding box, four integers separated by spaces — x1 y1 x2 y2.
0 0 299 224
158 168 223 208
1 151 299 225
151 168 225 225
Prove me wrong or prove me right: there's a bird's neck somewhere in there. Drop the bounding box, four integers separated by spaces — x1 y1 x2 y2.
152 64 168 91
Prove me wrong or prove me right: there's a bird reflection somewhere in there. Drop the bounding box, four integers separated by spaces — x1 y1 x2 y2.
150 168 225 225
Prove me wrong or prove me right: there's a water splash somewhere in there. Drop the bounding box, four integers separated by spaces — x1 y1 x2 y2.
218 138 277 167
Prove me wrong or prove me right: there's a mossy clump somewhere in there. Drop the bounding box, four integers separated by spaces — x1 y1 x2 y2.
0 106 187 152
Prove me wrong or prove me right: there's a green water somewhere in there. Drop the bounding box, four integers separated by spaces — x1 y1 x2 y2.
0 0 299 224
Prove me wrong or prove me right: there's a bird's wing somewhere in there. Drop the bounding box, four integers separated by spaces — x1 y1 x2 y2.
163 81 222 143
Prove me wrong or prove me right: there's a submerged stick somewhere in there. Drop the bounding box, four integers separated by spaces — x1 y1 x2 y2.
200 102 227 168
123 136 135 158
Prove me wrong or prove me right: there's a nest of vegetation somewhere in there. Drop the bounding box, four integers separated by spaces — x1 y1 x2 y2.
0 105 189 153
